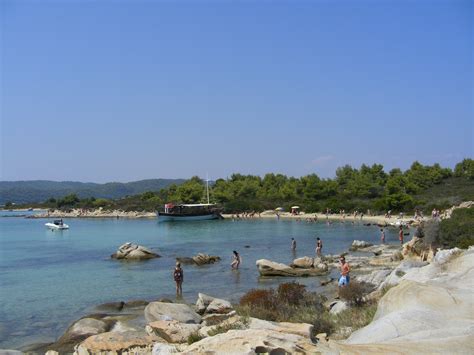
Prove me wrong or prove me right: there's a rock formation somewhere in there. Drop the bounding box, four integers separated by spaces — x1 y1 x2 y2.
256 259 328 277
111 243 159 260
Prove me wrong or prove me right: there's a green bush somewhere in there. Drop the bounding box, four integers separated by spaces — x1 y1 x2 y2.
237 282 327 327
438 208 474 248
338 281 373 306
187 332 204 345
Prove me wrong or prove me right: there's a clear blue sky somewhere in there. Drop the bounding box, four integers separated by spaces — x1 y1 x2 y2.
1 0 472 182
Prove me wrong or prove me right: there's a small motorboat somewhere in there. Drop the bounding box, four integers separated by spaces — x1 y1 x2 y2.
45 219 69 230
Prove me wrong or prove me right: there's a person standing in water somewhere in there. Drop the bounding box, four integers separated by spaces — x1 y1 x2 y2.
291 238 296 250
173 262 183 297
231 250 241 269
380 228 385 243
316 237 323 255
399 226 404 245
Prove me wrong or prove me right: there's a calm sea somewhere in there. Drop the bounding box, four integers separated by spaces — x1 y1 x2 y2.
0 213 400 349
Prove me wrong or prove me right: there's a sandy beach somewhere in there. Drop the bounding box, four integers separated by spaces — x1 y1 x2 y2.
222 211 424 226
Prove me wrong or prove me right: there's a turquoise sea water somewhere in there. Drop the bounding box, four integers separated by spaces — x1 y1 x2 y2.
0 214 401 349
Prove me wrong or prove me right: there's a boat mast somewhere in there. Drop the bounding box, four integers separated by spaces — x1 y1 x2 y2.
206 173 210 204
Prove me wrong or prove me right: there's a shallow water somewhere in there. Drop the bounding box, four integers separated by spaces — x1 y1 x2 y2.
0 215 400 348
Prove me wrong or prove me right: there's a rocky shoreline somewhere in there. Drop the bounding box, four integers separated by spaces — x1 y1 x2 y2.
9 234 471 355
9 207 432 224
4 202 472 354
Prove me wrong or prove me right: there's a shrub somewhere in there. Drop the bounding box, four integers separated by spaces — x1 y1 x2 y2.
187 332 204 345
277 282 306 306
338 281 372 306
438 208 474 248
237 282 327 325
333 302 378 332
207 318 249 337
239 289 276 310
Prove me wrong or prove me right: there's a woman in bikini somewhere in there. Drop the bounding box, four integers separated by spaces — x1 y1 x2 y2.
173 262 183 296
231 250 241 269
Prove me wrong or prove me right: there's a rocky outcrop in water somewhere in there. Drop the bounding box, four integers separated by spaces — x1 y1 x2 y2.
111 243 160 261
176 253 221 266
256 259 328 277
349 240 373 251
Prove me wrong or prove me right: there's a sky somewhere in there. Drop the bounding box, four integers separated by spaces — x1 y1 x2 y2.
1 0 472 182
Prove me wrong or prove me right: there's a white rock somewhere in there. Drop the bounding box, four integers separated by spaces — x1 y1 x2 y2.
292 257 314 268
145 302 201 324
344 248 474 354
146 320 200 343
329 301 348 315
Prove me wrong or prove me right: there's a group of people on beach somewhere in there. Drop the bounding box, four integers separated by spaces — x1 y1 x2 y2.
231 212 261 220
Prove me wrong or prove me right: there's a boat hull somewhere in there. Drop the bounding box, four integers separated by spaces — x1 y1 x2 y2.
45 223 69 230
157 212 221 222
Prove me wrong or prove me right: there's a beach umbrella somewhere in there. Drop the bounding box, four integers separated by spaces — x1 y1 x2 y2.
275 207 284 211
291 206 300 209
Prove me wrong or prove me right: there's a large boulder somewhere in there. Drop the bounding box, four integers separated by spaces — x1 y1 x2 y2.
145 302 201 324
356 269 392 289
111 243 160 261
51 317 112 352
402 237 426 258
184 328 318 354
75 331 159 355
196 293 233 315
377 260 428 291
329 301 348 315
342 248 474 354
192 253 221 265
177 254 221 266
146 320 200 343
350 240 373 251
291 257 314 268
201 311 237 326
256 259 328 277
247 318 313 339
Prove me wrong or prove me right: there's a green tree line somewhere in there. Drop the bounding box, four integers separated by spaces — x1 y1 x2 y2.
18 159 474 214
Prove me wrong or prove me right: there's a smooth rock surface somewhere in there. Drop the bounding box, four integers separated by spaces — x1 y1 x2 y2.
201 311 237 326
329 301 348 315
145 302 202 324
75 331 159 354
350 240 373 250
195 293 232 315
356 269 391 288
184 328 318 354
343 248 474 354
291 256 314 268
146 320 200 343
256 259 328 277
111 242 159 260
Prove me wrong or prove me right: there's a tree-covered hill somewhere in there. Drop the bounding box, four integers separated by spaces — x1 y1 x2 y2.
0 179 185 204
4 159 473 214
